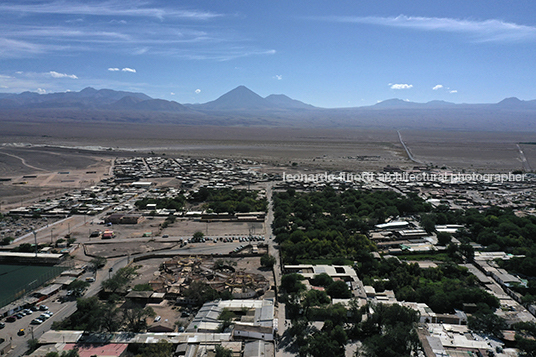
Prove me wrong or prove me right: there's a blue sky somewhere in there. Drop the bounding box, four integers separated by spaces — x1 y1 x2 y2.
1 0 536 108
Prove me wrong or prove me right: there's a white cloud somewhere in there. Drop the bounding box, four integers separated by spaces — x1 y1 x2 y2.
0 37 51 57
432 84 443 90
121 67 136 73
321 15 536 42
108 67 120 71
0 2 222 21
170 92 175 96
36 88 46 94
450 90 458 93
0 14 274 61
274 75 282 80
195 89 201 94
48 71 78 79
133 47 148 55
390 83 413 90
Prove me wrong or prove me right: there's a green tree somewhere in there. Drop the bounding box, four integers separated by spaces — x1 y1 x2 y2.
436 232 452 246
182 281 220 306
61 350 80 357
420 214 436 234
68 280 90 295
215 345 233 357
303 330 344 357
1 236 13 245
304 289 331 307
358 304 421 357
281 273 306 293
459 243 475 261
27 338 40 355
133 284 153 291
326 280 352 299
193 231 204 242
101 303 121 333
468 312 507 339
260 254 276 268
134 340 173 357
101 266 138 293
311 273 334 287
124 306 156 332
89 257 107 272
44 352 80 357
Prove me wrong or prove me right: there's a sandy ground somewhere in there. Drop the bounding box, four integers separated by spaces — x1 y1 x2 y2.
2 126 536 211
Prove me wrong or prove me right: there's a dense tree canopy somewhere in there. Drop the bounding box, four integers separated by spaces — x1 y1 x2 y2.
357 303 422 357
135 195 185 211
273 188 429 264
363 258 498 314
189 187 267 213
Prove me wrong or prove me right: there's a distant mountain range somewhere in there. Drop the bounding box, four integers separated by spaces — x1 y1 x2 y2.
2 86 536 131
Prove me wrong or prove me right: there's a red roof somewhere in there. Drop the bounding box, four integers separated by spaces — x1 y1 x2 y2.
63 343 128 357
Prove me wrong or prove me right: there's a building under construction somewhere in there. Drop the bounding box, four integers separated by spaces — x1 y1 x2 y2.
152 256 271 304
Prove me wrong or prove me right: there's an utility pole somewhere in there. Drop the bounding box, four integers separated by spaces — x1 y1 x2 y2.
32 230 37 257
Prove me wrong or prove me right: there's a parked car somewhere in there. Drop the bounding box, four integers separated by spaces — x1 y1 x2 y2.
154 316 161 322
39 305 49 311
31 318 43 325
0 322 5 329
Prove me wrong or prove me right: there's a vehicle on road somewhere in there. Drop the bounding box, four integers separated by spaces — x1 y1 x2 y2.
17 328 24 336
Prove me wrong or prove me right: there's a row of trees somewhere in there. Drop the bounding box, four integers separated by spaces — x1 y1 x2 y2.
52 295 156 332
134 195 186 211
189 187 267 213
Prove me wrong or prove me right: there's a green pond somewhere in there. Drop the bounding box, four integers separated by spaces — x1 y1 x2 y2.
0 264 65 308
